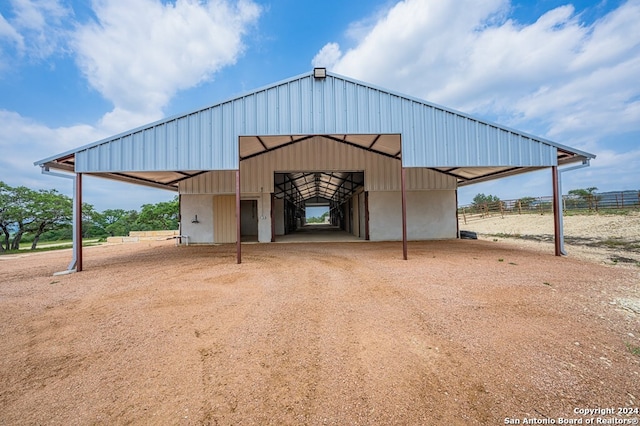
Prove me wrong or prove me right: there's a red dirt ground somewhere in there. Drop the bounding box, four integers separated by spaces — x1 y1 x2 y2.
1 239 639 425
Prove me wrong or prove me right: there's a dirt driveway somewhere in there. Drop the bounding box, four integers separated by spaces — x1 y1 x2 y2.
1 240 639 425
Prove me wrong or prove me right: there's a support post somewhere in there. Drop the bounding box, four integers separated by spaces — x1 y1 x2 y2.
236 169 242 264
364 191 370 241
455 189 460 238
401 167 408 260
552 166 562 256
75 173 83 272
271 193 276 242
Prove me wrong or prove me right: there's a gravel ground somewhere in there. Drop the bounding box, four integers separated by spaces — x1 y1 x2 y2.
460 212 640 266
1 227 639 424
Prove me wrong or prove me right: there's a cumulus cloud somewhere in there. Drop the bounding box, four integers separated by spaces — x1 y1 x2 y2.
1 0 263 209
73 0 261 132
316 0 640 143
0 109 104 186
0 0 72 61
312 42 342 69
0 110 178 209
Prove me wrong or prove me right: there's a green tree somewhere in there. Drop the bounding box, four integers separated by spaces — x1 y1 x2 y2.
28 189 72 249
307 211 329 223
6 185 38 250
568 187 599 211
0 182 74 250
0 182 11 251
81 203 106 238
517 196 536 210
97 209 139 236
472 193 501 206
134 196 179 230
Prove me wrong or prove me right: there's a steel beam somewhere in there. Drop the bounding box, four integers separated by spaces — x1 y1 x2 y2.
76 173 83 272
552 166 562 256
236 169 241 264
401 167 408 260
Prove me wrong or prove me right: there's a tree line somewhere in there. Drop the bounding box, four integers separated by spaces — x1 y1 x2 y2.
0 181 178 252
465 187 634 215
471 187 600 211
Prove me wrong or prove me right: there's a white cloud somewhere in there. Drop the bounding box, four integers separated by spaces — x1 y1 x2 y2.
0 109 104 187
317 0 640 143
0 0 72 60
312 42 342 69
1 0 263 210
322 0 507 97
0 12 24 49
73 0 261 131
0 13 24 70
0 109 175 210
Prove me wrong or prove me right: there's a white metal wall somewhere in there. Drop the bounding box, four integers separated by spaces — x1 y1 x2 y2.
179 136 457 194
368 191 457 241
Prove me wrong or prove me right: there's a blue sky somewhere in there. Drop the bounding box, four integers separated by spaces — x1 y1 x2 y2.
1 0 638 211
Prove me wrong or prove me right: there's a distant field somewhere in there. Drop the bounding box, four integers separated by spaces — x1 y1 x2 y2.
459 212 640 266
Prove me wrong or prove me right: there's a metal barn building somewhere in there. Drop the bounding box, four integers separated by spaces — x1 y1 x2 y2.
35 69 595 270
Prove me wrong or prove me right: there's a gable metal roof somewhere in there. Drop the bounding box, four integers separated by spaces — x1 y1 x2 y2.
35 69 595 191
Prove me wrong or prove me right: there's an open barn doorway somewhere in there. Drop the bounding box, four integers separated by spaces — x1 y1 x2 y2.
240 200 259 242
272 171 367 242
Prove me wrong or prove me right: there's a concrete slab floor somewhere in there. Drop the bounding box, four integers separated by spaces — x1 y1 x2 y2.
275 224 362 243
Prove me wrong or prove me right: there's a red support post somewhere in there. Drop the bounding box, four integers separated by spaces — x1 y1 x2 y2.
364 191 370 241
455 189 460 238
401 167 408 260
271 193 276 242
236 169 242 264
76 173 83 272
552 166 562 256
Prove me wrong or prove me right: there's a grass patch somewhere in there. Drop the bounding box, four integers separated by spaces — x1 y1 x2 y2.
492 233 513 239
563 209 637 216
600 239 640 251
626 342 640 357
0 240 102 255
609 255 640 266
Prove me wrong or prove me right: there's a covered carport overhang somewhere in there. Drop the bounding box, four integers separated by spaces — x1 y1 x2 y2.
38 133 592 196
36 132 594 272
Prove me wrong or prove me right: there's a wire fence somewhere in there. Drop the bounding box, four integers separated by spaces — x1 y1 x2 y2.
458 190 640 224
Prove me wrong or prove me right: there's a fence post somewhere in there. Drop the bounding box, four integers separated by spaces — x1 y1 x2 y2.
463 208 467 225
500 201 504 218
517 200 522 215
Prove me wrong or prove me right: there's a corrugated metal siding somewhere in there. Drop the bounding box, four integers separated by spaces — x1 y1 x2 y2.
75 72 558 173
213 195 236 243
401 103 558 167
179 136 456 194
